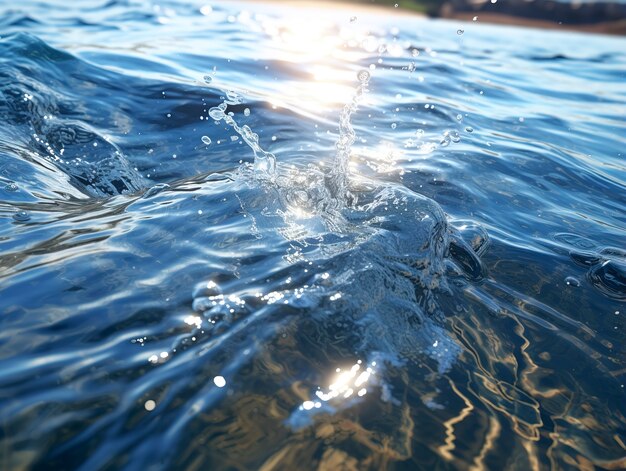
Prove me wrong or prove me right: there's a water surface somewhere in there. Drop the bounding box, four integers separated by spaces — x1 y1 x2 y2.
0 1 625 469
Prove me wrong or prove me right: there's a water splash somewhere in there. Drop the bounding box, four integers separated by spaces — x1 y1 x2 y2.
208 98 276 179
325 70 370 208
207 70 372 222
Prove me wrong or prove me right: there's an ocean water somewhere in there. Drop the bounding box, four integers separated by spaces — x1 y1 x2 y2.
1 0 625 469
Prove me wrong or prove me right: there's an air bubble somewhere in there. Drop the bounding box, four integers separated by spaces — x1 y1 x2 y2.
201 136 212 145
13 211 30 222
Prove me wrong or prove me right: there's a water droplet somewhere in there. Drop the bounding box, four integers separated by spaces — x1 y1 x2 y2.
565 276 580 287
13 210 30 222
350 16 357 22
411 48 419 57
203 75 212 84
214 376 226 388
473 16 478 21
450 131 461 143
391 123 397 130
394 3 398 7
243 108 250 116
440 132 451 147
201 136 212 145
144 400 156 411
357 70 370 83
4 182 18 192
465 126 474 133
491 0 497 3
271 135 277 141
457 29 464 35
209 107 225 121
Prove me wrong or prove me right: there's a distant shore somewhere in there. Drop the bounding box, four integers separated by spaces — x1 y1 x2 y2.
442 11 626 35
241 0 626 36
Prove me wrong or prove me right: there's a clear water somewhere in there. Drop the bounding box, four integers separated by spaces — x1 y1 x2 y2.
1 1 625 469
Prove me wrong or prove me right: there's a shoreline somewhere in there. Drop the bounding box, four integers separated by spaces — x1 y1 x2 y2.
239 0 626 36
442 11 626 36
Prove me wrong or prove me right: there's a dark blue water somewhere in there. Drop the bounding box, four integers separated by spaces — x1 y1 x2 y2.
1 1 625 469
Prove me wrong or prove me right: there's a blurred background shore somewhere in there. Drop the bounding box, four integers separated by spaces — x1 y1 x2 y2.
267 0 626 35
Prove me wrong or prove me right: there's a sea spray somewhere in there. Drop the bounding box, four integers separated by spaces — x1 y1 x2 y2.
208 98 276 180
325 69 370 208
206 70 372 216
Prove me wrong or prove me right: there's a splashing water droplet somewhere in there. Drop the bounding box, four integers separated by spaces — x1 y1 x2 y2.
201 136 212 145
225 90 242 105
244 108 250 117
457 29 464 35
450 131 461 143
391 123 397 130
203 75 213 84
209 105 226 121
4 182 18 192
357 70 370 84
350 16 357 23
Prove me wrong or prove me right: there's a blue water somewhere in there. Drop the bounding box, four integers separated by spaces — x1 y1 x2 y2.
1 1 625 469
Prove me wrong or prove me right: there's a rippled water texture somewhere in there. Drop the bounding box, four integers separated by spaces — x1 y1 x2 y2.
1 1 625 469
